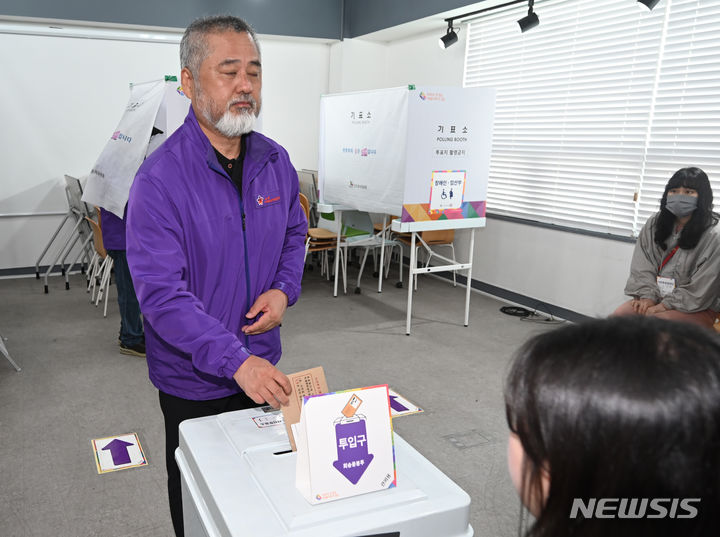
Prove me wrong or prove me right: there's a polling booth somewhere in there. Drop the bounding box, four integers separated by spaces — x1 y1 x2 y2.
82 77 190 216
318 86 496 333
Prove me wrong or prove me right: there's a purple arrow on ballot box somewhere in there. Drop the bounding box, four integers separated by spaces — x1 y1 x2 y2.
102 438 134 465
333 420 374 485
389 395 409 413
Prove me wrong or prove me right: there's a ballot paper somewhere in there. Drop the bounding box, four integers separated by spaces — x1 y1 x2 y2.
281 367 328 451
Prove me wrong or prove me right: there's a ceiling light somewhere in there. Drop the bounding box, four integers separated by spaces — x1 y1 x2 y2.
517 0 540 33
637 0 661 10
439 22 459 49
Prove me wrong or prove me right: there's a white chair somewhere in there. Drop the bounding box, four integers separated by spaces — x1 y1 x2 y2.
338 211 403 294
347 214 403 294
85 214 114 317
0 330 21 372
37 175 94 293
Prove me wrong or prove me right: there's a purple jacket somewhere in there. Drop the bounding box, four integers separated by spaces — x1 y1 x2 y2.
126 108 307 400
99 207 126 250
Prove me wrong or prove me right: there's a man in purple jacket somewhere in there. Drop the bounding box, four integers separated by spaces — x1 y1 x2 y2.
99 207 145 357
126 15 307 537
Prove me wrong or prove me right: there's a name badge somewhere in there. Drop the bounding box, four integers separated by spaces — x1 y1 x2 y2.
657 276 675 297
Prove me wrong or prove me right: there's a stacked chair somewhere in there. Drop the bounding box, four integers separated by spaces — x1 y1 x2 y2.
84 207 114 317
35 175 95 293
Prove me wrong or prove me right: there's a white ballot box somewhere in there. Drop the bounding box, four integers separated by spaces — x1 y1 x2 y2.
177 407 473 537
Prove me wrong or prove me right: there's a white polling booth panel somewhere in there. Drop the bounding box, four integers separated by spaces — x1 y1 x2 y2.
177 407 473 537
319 86 495 229
319 86 409 215
82 79 190 218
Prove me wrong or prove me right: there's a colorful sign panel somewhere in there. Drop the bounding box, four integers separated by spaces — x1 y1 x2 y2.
402 86 495 223
295 385 396 505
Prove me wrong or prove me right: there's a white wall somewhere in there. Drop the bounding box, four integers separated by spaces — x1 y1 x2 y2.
0 31 330 271
0 24 635 316
330 28 633 318
328 38 387 93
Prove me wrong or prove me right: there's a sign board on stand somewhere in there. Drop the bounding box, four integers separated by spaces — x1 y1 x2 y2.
319 86 496 333
319 85 494 225
295 385 396 505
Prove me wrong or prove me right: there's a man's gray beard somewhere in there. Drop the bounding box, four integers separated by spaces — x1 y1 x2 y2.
212 109 256 137
196 86 258 137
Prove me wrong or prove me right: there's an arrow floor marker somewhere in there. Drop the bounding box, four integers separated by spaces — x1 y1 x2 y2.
388 389 424 418
92 433 148 474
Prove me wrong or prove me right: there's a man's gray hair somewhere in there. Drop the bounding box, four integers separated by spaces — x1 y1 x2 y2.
180 15 260 78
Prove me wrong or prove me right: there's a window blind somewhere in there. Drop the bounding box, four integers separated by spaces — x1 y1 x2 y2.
637 0 720 232
463 0 720 237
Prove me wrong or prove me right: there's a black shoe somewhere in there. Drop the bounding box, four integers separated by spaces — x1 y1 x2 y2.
120 341 146 357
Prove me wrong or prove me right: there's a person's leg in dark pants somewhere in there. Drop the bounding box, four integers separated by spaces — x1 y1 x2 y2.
158 390 263 537
107 250 144 352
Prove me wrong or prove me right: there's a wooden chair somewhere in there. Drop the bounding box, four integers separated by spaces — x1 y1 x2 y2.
397 229 457 289
297 170 319 227
299 193 346 290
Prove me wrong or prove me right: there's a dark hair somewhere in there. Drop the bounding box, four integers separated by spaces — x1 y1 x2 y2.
180 15 260 78
505 316 720 537
655 167 717 250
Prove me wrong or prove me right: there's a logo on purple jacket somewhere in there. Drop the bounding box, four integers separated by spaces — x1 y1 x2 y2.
256 193 280 207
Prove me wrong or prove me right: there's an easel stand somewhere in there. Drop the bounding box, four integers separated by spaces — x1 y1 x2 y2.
35 176 94 293
392 218 484 335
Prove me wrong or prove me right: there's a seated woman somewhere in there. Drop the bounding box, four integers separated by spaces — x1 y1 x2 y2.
505 316 720 537
614 167 720 329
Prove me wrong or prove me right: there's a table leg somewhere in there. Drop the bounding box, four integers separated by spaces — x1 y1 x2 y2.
333 210 342 297
464 229 476 327
378 215 387 294
405 231 417 335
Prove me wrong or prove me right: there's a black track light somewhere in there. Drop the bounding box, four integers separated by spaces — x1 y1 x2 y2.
439 23 459 49
517 0 540 33
637 0 661 10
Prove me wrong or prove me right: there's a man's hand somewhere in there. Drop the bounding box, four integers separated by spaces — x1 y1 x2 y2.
241 289 288 335
645 302 669 316
233 355 291 408
632 298 656 315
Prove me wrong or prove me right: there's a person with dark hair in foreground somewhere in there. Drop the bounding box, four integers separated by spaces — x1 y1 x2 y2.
505 316 720 537
614 167 720 329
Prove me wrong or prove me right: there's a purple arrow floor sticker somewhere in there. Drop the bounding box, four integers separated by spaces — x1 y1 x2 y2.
92 432 148 474
102 438 134 465
389 395 409 413
333 419 374 484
